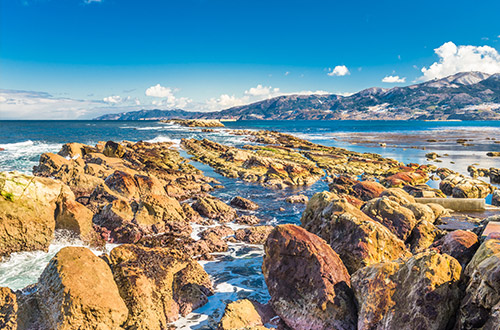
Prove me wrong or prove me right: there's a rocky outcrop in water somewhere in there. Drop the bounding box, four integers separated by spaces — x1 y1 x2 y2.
262 224 357 330
181 138 324 189
162 119 225 127
440 174 493 198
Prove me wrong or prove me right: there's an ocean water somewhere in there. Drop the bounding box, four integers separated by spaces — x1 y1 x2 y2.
0 120 499 328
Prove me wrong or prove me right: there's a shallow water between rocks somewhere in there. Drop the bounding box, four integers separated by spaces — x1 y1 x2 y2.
0 119 499 328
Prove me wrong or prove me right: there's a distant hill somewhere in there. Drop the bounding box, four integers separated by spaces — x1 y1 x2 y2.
94 72 500 121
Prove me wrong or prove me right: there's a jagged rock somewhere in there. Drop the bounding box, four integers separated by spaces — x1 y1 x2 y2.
403 184 446 198
36 247 128 330
362 197 417 241
235 215 262 225
230 196 259 210
0 287 17 329
431 230 479 267
405 202 436 223
490 167 500 183
234 226 274 244
182 203 209 224
382 171 428 187
352 251 462 330
426 203 450 220
262 224 357 330
301 192 410 273
440 174 492 198
164 119 225 127
352 181 385 201
285 194 309 204
457 239 500 329
493 190 500 207
199 225 234 239
379 188 416 205
0 172 73 258
55 192 96 242
218 299 275 330
103 141 126 158
192 196 237 222
406 219 441 253
108 244 213 328
58 142 96 159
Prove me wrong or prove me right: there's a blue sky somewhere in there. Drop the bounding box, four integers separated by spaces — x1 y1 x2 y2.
1 0 500 119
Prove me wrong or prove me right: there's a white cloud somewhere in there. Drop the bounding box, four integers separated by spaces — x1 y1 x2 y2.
103 95 122 104
327 65 350 77
244 84 280 97
145 84 175 98
284 71 290 76
144 84 191 109
0 96 6 103
382 75 406 83
83 0 102 4
420 41 500 81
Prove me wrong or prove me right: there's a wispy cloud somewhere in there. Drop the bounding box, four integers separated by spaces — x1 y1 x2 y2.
144 84 191 108
327 65 350 77
382 75 406 83
419 41 500 81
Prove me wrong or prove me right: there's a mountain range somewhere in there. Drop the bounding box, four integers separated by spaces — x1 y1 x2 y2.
95 71 500 121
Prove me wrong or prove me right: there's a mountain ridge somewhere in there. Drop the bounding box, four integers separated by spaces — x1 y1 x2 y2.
94 71 500 121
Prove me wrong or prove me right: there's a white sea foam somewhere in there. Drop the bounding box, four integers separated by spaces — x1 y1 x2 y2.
0 140 62 173
0 230 118 291
145 135 182 147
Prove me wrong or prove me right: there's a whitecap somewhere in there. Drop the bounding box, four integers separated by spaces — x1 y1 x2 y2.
0 140 62 174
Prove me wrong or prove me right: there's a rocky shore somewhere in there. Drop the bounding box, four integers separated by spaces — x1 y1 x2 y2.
161 119 225 128
0 129 499 329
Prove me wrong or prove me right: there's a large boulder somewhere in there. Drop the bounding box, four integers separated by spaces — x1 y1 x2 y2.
0 172 72 258
192 196 237 222
362 197 417 241
218 299 275 330
406 219 441 253
352 251 462 330
301 192 410 273
262 224 357 330
382 171 428 187
36 247 128 330
405 202 436 223
108 244 213 329
456 239 500 329
431 230 479 267
440 174 492 198
493 190 500 207
55 192 96 242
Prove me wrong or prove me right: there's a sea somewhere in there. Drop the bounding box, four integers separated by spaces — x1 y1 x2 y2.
0 120 499 329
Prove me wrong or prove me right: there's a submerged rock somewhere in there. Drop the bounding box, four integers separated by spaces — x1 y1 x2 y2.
262 224 357 330
108 244 213 328
352 251 462 330
36 247 128 330
285 194 309 204
301 192 410 273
